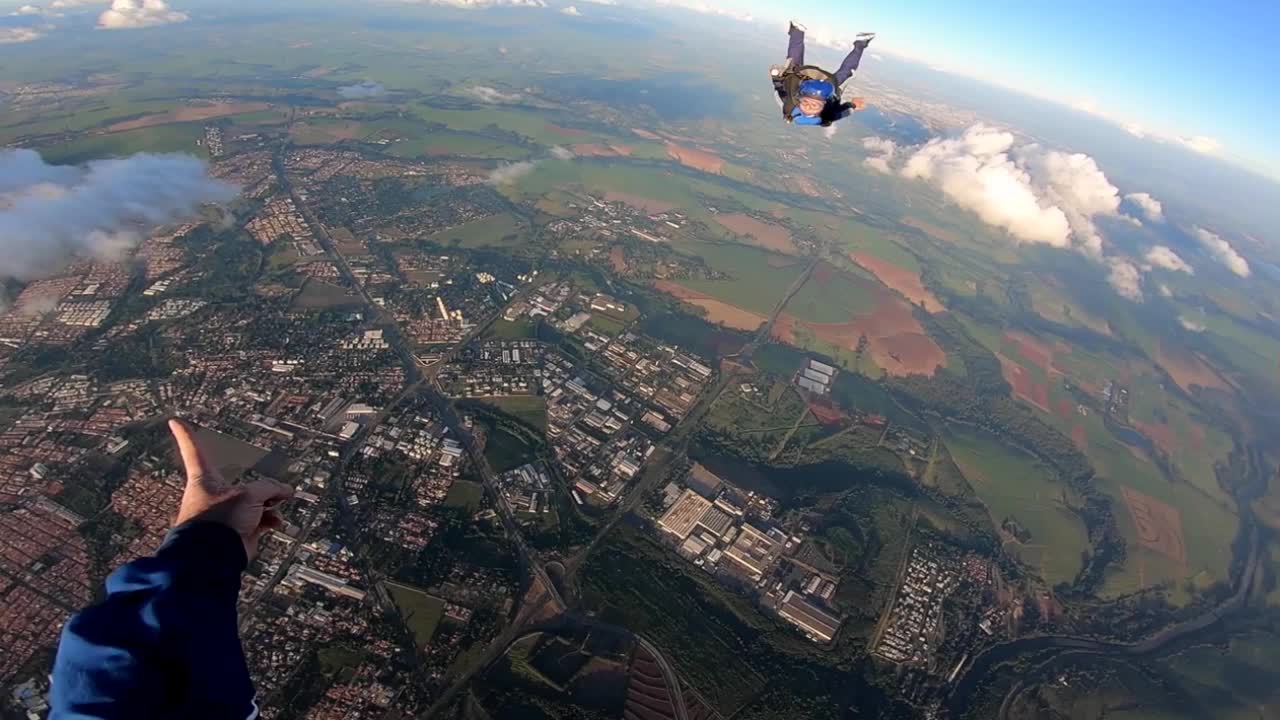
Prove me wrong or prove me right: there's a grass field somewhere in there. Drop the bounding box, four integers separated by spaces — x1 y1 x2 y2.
752 343 807 377
292 279 362 309
943 426 1089 586
1157 632 1280 720
586 313 627 336
387 128 534 160
782 267 879 324
484 318 538 340
387 582 446 649
674 242 806 317
484 424 537 474
424 213 528 250
482 396 548 432
38 124 208 164
1076 407 1238 603
444 479 485 512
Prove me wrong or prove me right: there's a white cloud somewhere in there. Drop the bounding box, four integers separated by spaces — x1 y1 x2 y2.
653 0 753 22
1179 316 1207 333
867 125 1161 300
1016 145 1123 257
1144 246 1193 274
560 4 581 14
1071 98 1100 114
1107 258 1144 301
11 4 43 15
579 0 615 3
406 0 547 7
897 125 1073 248
1175 135 1221 155
0 149 236 282
464 85 522 104
0 26 42 42
1193 227 1251 278
488 161 538 185
862 136 896 174
1158 283 1173 298
98 0 188 29
1125 192 1164 223
50 0 98 7
549 145 574 161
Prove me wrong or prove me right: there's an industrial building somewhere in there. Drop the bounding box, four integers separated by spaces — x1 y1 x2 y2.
779 590 842 643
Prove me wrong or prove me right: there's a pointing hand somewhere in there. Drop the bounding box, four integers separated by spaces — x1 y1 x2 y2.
170 419 294 561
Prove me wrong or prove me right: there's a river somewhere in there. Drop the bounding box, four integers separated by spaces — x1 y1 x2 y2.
944 523 1263 717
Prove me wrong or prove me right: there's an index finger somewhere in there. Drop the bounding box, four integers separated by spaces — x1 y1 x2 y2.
169 418 228 494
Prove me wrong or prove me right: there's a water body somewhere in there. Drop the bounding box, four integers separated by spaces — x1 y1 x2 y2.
691 446 912 501
539 73 738 121
856 108 933 145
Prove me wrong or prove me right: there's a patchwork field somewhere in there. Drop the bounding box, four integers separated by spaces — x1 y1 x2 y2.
851 251 943 312
673 242 806 317
943 426 1089 586
775 264 946 377
424 213 528 249
103 101 275 132
714 213 797 254
652 281 767 331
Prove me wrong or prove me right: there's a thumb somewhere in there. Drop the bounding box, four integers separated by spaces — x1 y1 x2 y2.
241 478 294 508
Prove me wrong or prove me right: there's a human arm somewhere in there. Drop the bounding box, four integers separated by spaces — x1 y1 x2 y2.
50 522 258 720
50 419 291 720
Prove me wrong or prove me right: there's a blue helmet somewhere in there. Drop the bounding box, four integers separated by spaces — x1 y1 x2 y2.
798 78 834 100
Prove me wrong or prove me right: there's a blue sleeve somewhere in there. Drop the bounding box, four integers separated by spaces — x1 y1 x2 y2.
50 522 259 720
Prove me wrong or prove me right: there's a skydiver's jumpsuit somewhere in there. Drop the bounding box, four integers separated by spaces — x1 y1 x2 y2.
774 24 872 126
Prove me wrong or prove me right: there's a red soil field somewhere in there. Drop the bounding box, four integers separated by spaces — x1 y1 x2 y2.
665 142 724 174
1121 486 1187 564
1134 419 1178 457
105 101 272 132
715 214 797 253
773 281 946 377
609 245 628 273
1071 425 1088 451
851 252 944 312
545 123 588 136
652 281 767 331
1005 330 1055 371
997 353 1052 413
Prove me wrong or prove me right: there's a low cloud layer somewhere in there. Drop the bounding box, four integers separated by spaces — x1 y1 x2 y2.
337 81 386 99
560 5 581 15
1106 259 1143 301
98 0 188 29
1125 192 1164 223
465 85 522 104
487 161 538 185
1179 316 1207 333
407 0 547 7
1193 227 1251 277
863 124 1175 300
0 149 237 282
0 27 43 42
1144 246 1193 274
549 145 574 161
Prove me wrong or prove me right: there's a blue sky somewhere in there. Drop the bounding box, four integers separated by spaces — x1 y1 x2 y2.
660 0 1279 174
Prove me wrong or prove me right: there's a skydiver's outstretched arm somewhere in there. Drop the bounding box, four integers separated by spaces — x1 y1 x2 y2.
834 33 876 86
